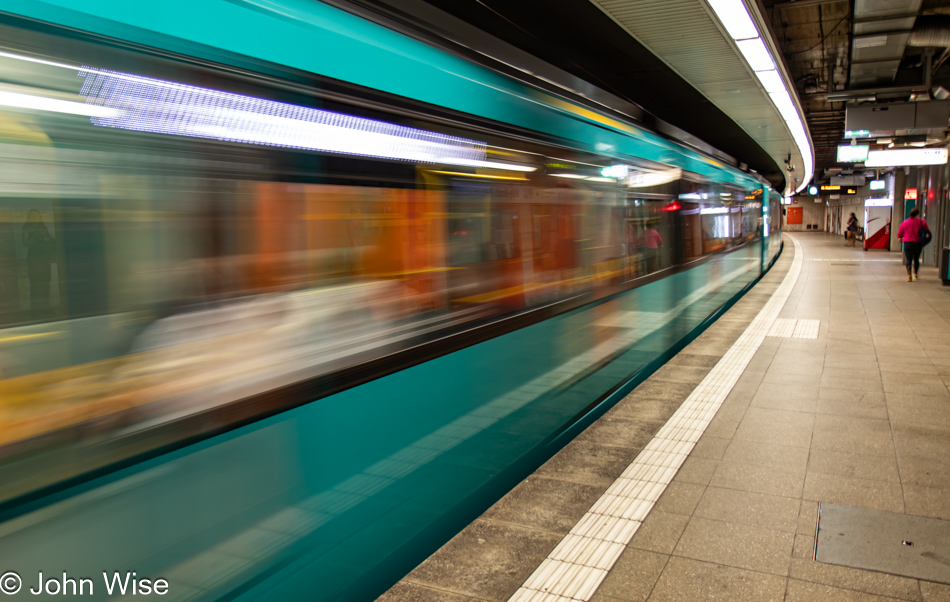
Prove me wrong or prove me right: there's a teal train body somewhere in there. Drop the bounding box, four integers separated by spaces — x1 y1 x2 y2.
0 1 783 600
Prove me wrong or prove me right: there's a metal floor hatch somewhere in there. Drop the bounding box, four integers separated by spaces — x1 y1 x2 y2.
817 503 950 584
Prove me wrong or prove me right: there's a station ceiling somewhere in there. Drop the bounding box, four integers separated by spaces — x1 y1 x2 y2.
355 0 789 190
765 0 950 181
358 0 948 189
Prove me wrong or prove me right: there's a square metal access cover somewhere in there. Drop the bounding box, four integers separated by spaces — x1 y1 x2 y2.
817 503 950 584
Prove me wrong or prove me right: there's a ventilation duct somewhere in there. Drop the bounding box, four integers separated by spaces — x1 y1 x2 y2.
909 15 950 47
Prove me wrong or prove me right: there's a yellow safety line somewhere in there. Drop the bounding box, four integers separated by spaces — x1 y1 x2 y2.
427 170 528 181
0 331 61 344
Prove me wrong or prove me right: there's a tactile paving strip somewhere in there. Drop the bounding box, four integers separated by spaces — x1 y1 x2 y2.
767 318 819 339
508 235 805 602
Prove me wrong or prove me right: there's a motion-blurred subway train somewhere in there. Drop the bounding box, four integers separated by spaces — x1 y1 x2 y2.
0 1 782 599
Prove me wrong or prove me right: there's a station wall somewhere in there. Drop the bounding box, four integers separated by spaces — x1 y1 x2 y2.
783 198 827 232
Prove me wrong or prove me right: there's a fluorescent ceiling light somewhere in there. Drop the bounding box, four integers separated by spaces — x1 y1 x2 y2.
736 38 775 71
790 124 809 149
754 69 785 94
0 89 123 118
706 0 758 40
701 207 729 214
865 148 948 167
769 90 797 122
706 0 815 194
551 173 587 179
787 118 808 140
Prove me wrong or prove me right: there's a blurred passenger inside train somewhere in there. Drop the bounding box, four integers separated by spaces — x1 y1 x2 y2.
634 223 663 273
22 210 56 317
0 214 17 322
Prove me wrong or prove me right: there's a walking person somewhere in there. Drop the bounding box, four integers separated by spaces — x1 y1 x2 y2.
897 208 929 282
845 212 859 247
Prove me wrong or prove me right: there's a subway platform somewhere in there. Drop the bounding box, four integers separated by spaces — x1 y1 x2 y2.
380 232 950 602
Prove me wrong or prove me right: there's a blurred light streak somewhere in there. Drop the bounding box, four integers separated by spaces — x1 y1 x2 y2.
452 160 536 172
426 170 528 180
0 89 123 118
79 69 499 167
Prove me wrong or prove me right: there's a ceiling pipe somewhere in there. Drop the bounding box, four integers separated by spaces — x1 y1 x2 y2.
908 15 950 48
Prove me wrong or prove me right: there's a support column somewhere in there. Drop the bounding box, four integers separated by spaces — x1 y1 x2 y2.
891 169 906 252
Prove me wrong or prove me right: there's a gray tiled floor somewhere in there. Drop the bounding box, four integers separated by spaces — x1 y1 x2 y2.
592 233 950 601
380 233 950 601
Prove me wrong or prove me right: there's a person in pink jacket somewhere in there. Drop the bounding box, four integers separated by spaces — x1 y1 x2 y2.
897 208 929 282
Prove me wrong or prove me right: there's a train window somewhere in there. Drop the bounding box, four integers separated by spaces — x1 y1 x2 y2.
620 165 679 275
622 198 672 276
581 192 626 288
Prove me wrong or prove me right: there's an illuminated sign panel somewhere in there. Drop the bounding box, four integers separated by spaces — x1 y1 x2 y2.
600 165 629 179
846 188 857 194
905 188 918 200
870 180 885 190
626 168 681 188
820 185 841 191
865 198 893 207
845 129 871 138
865 148 949 167
837 145 870 162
